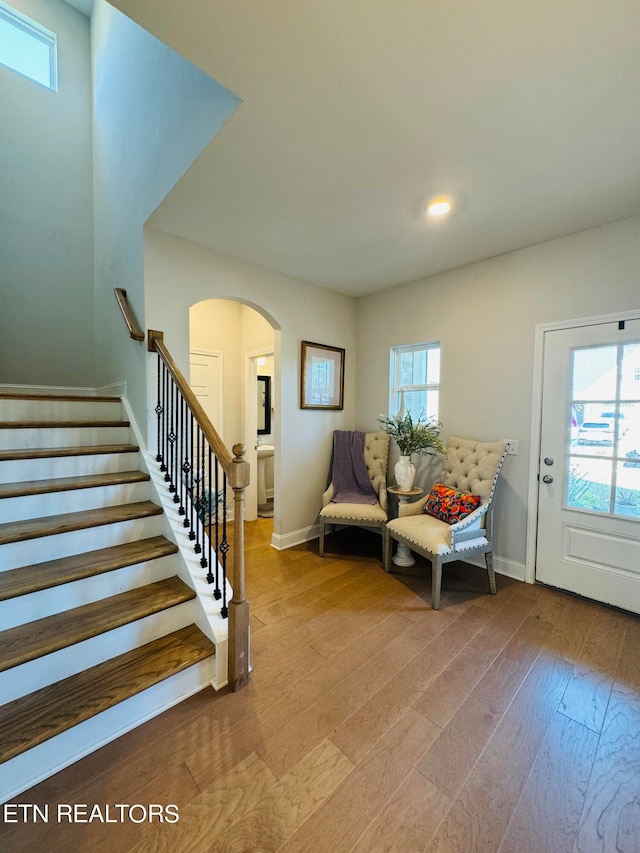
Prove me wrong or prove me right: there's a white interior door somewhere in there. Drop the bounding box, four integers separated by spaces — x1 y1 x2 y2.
536 318 640 613
189 350 223 437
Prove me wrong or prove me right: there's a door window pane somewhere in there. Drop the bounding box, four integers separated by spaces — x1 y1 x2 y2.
567 341 640 518
567 458 612 513
615 462 640 517
571 345 617 400
621 343 640 400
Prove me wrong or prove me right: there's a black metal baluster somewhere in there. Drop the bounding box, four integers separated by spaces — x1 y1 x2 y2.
178 395 185 515
213 459 222 601
220 472 229 617
199 431 208 569
193 424 202 555
155 358 163 465
165 373 173 484
181 403 191 528
161 363 169 475
187 412 196 536
174 383 181 503
206 446 214 584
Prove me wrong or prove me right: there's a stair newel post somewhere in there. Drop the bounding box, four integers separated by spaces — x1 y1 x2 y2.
229 443 250 690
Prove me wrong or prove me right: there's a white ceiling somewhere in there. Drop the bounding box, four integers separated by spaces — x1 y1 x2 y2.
112 0 640 296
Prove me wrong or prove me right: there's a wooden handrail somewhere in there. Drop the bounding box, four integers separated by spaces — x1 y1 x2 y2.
147 330 249 489
114 288 145 342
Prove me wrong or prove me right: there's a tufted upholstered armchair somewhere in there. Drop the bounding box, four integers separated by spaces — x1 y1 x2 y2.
385 437 508 609
319 431 390 562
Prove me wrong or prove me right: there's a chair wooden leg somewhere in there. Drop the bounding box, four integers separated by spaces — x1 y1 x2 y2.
383 526 392 572
319 519 325 556
432 558 443 610
485 550 497 595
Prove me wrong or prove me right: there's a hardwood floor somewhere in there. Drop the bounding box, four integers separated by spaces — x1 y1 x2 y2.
2 519 639 852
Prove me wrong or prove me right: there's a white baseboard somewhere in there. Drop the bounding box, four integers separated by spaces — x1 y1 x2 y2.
97 380 127 398
462 553 527 582
0 383 98 396
271 524 318 550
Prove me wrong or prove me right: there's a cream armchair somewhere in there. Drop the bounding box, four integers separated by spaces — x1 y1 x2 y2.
385 437 508 609
319 431 390 562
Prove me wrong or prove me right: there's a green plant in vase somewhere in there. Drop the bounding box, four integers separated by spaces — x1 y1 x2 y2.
377 411 445 491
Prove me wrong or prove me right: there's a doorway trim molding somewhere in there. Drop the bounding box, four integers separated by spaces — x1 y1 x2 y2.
526 307 640 584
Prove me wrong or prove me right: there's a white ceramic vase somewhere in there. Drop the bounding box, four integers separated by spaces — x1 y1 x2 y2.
394 455 416 491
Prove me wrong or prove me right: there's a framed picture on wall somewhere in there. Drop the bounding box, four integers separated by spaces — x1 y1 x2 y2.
300 341 345 410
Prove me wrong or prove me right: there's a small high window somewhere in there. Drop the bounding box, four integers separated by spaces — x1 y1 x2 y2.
390 342 441 420
0 1 57 90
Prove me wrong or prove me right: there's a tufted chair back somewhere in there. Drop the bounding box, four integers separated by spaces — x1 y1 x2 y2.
440 436 507 506
364 432 390 509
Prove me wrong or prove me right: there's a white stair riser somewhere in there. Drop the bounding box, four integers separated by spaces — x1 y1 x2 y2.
0 554 181 631
0 514 165 572
0 425 130 451
0 399 123 422
0 657 215 804
0 599 196 704
0 481 151 524
0 450 140 483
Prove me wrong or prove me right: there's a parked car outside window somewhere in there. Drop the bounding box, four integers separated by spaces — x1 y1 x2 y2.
577 421 615 445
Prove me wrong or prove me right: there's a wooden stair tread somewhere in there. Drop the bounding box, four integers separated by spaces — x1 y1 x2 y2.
0 470 150 500
0 536 178 601
0 501 163 546
0 576 195 672
0 625 214 764
0 443 138 462
0 420 130 429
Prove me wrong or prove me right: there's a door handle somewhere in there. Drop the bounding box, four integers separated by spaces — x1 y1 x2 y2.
544 457 554 466
542 474 553 484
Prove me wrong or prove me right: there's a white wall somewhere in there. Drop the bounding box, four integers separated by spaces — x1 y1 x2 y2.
0 0 94 386
357 215 640 578
91 0 240 426
144 227 358 546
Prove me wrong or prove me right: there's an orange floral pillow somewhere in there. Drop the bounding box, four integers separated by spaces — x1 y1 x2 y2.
423 482 481 525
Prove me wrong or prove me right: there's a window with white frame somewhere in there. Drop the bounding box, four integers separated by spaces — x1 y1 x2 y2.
0 1 57 90
390 342 440 419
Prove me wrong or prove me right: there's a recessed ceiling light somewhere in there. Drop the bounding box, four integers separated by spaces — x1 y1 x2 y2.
426 198 452 217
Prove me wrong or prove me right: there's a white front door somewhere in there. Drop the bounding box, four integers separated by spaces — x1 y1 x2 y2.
536 318 640 613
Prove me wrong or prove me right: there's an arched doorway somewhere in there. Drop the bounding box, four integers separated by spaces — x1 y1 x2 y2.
189 298 279 523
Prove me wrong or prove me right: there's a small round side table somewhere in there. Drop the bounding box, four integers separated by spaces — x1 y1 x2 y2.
388 486 424 567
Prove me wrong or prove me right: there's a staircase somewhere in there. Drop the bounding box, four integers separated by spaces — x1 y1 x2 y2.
0 392 217 803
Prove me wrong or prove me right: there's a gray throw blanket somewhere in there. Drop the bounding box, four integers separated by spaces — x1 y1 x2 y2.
331 431 378 504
